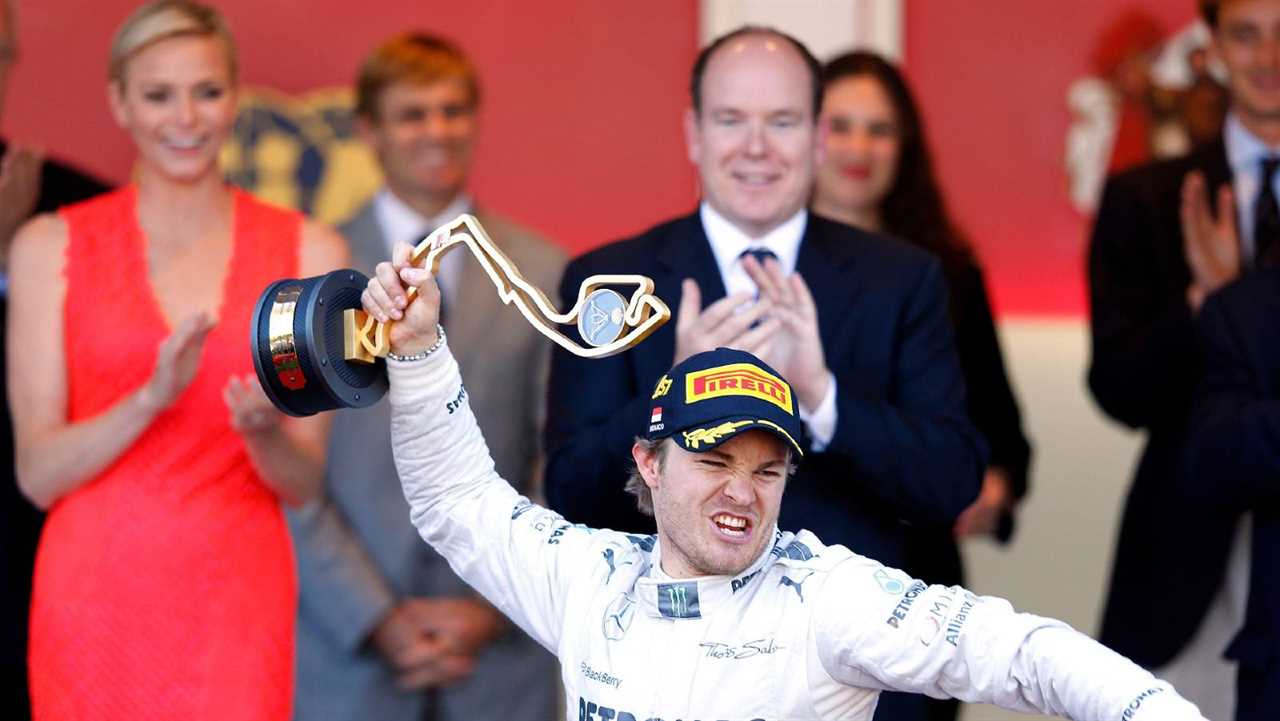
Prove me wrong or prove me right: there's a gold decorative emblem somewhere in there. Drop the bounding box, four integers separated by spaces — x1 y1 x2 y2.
651 375 673 399
685 363 793 414
220 87 382 225
682 420 753 450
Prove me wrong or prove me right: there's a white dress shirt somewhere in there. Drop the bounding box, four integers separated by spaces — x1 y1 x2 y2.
698 202 837 450
373 188 471 307
1225 112 1280 264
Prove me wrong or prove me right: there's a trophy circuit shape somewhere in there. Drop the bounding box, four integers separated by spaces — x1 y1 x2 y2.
251 213 671 416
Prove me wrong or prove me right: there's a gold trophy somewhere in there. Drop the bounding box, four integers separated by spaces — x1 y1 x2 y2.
252 214 670 416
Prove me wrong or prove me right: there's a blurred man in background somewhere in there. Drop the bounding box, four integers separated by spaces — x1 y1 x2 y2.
1087 1 1280 717
286 32 561 721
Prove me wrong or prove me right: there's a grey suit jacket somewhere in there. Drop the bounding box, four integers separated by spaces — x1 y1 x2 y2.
289 200 564 721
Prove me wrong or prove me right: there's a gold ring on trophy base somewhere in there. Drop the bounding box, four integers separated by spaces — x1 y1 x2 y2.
268 285 306 390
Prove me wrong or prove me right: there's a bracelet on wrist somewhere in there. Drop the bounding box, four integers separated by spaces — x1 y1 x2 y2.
386 324 447 363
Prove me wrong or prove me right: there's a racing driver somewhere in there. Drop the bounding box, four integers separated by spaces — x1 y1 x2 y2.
360 244 1208 720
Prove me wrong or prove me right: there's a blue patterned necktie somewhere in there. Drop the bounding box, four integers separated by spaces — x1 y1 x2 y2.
739 248 778 301
739 248 779 266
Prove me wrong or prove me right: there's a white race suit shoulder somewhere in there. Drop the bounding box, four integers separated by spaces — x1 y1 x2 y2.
387 345 1208 721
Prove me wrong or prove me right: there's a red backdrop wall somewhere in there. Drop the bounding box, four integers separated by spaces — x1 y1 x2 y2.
3 1 698 253
905 0 1198 317
5 1 1208 317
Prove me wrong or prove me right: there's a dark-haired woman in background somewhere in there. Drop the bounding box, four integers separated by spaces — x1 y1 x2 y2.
812 50 1033 721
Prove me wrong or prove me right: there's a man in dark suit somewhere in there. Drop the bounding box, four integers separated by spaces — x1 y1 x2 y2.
543 26 984 721
1086 1 1280 717
1187 267 1280 721
0 2 108 716
286 33 560 721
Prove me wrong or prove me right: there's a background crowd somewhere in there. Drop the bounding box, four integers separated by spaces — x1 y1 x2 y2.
0 1 1273 720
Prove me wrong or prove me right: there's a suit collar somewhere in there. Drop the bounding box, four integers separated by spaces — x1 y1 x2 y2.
1223 112 1280 180
1196 135 1231 192
651 210 862 303
339 201 387 275
655 211 729 301
374 189 472 250
699 204 806 275
797 213 863 272
635 528 786 620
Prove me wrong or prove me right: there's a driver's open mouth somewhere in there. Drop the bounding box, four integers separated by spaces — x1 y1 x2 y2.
713 513 751 538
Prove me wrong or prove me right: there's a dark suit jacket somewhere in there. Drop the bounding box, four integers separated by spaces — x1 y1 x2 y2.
1187 269 1280 721
1087 139 1240 667
543 211 985 571
903 259 1032 590
0 143 107 703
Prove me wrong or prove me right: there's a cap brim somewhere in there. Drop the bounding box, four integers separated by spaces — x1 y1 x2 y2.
674 415 803 457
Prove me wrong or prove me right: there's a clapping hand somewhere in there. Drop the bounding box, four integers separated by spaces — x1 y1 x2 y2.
140 312 215 412
1180 170 1241 311
223 374 282 436
740 254 831 412
671 281 778 366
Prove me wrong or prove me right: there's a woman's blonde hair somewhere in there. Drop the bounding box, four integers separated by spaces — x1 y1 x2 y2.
109 0 237 86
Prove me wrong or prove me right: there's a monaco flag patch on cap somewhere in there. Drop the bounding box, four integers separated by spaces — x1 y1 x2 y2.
651 407 663 423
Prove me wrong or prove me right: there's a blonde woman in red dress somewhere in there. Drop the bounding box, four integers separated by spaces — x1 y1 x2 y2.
9 2 347 718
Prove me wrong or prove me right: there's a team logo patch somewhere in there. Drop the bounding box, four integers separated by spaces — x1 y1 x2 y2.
685 363 793 414
657 582 700 619
651 374 672 399
602 593 637 641
683 420 753 449
874 568 906 595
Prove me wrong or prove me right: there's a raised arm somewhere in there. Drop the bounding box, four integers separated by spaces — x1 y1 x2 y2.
813 561 1207 720
367 246 604 650
8 214 213 509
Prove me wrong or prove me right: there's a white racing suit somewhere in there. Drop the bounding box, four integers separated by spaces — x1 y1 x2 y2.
388 348 1208 721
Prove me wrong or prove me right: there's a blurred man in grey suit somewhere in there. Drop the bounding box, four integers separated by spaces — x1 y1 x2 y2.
288 32 562 721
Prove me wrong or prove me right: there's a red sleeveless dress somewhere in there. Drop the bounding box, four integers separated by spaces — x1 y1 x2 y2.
29 186 299 720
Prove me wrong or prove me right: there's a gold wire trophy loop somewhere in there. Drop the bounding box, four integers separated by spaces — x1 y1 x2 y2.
343 214 668 363
251 214 671 416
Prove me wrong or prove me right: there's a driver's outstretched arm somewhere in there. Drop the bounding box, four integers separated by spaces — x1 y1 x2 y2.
812 565 1207 720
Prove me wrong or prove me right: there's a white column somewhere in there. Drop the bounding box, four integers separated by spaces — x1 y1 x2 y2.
698 0 903 63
